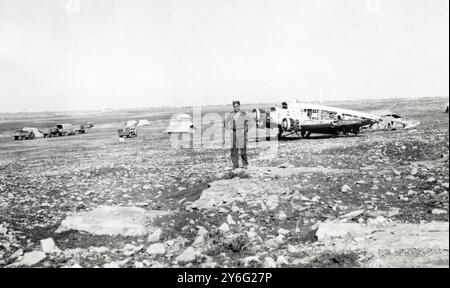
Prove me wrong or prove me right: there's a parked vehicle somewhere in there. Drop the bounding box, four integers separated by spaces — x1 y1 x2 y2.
46 127 60 137
118 126 138 138
56 124 76 136
13 129 35 140
76 125 86 134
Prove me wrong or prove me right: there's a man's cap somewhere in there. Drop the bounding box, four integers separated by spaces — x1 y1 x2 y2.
232 100 240 106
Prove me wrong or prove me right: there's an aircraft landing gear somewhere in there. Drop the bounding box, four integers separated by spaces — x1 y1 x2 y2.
277 126 284 140
337 128 348 137
300 131 311 139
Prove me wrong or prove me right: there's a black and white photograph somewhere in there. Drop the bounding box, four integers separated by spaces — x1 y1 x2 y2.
0 0 448 272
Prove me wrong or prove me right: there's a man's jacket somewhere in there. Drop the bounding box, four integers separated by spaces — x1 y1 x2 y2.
225 110 249 148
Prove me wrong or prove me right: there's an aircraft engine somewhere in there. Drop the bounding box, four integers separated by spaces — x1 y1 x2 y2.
252 108 262 121
269 107 282 126
252 108 269 128
281 118 290 131
281 118 300 131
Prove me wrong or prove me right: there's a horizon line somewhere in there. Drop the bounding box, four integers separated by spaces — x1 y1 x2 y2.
0 95 447 115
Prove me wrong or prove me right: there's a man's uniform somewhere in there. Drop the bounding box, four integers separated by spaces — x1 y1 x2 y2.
226 110 249 169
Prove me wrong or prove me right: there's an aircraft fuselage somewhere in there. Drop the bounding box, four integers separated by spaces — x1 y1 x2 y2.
253 102 381 138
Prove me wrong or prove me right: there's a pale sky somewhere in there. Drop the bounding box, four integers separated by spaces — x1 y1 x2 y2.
0 0 448 112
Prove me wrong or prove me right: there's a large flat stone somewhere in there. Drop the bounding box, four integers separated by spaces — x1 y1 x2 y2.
313 221 449 267
191 179 241 210
11 251 46 267
246 166 353 178
191 165 350 210
56 206 168 236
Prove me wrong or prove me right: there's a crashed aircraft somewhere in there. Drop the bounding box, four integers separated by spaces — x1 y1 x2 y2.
366 110 420 131
253 102 419 139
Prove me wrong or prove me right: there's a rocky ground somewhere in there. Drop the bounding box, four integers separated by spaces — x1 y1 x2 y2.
0 97 448 268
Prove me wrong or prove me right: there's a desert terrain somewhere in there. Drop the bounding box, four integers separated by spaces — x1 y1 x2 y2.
0 97 448 268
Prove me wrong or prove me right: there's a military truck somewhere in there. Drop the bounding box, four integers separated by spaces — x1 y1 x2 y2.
13 129 35 140
56 124 76 136
118 126 138 138
75 125 86 134
45 127 60 137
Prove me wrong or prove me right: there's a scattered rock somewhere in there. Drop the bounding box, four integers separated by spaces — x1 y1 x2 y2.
341 185 352 193
263 257 276 268
407 190 417 196
40 238 61 254
147 228 162 242
264 234 284 250
103 260 128 268
367 216 388 225
123 244 144 256
314 222 374 241
266 195 279 210
277 211 287 221
192 227 208 247
242 256 261 267
277 228 290 235
278 163 294 169
0 224 7 235
56 206 168 236
231 205 240 213
175 247 200 264
219 223 230 232
133 262 145 268
88 246 109 254
276 255 289 266
13 251 46 267
431 209 447 215
339 210 365 221
226 215 236 225
313 222 449 267
9 248 23 260
63 263 83 268
287 245 301 254
233 168 249 178
146 243 166 255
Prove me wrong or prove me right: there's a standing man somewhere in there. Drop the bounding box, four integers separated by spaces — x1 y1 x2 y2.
225 100 249 169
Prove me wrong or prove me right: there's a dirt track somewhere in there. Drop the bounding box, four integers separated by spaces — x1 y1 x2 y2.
0 97 448 267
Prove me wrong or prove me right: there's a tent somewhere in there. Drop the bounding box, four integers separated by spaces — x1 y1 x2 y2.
124 120 138 127
22 127 44 138
137 119 151 127
166 114 195 134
